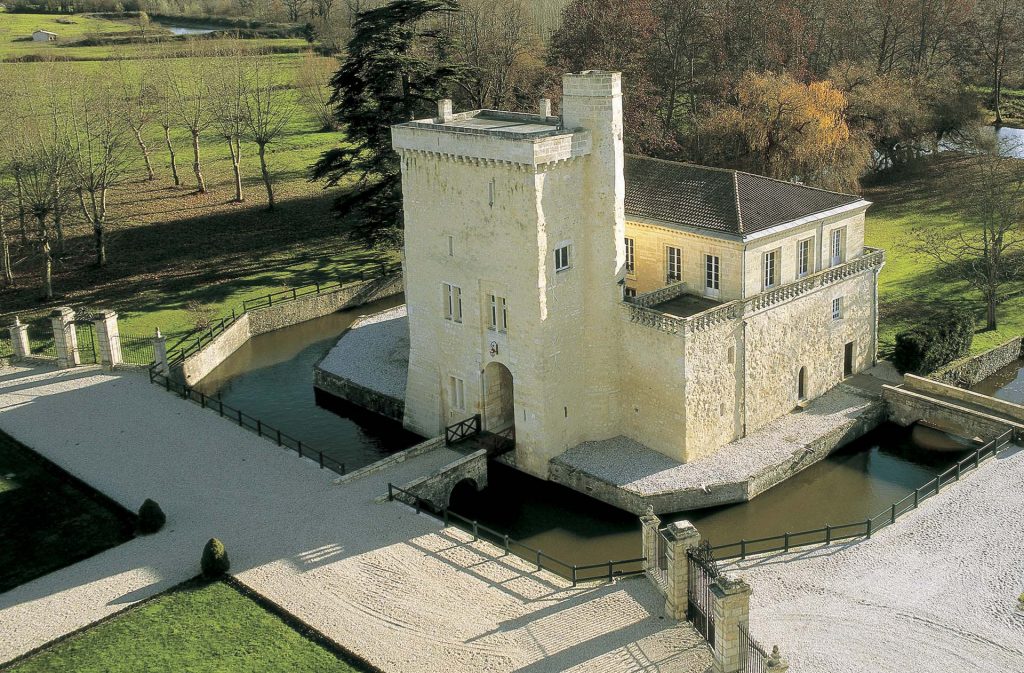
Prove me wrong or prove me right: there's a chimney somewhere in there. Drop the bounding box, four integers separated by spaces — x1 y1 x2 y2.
437 99 454 123
538 98 552 118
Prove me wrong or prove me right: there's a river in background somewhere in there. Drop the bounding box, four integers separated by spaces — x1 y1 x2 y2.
193 295 422 471
159 24 219 35
972 359 1024 404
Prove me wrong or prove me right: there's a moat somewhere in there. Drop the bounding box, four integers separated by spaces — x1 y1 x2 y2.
197 308 975 565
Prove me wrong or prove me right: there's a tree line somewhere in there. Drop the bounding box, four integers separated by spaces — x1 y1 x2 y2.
0 44 335 298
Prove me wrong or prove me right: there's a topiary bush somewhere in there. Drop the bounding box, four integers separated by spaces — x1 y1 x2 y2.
137 499 166 534
201 538 230 578
892 310 975 375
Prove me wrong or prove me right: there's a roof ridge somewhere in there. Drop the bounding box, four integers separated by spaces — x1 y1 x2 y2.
733 169 861 200
732 172 743 233
624 153 739 177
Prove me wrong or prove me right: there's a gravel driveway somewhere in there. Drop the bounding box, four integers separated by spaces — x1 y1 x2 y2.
0 365 710 673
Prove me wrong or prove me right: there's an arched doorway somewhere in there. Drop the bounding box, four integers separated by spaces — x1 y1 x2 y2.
797 366 807 401
483 362 514 432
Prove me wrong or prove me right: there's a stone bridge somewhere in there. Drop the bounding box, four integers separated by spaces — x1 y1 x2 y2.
883 374 1024 442
398 448 489 510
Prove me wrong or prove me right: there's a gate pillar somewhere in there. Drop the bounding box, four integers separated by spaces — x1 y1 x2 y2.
664 519 700 620
93 310 122 368
9 317 31 359
710 576 752 673
152 329 169 377
50 307 79 369
640 505 661 575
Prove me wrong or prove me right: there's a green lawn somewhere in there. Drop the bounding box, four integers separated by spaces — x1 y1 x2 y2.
7 580 374 673
864 155 1024 355
0 429 136 593
0 10 136 58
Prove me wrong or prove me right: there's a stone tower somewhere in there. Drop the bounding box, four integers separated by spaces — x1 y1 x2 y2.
392 71 627 477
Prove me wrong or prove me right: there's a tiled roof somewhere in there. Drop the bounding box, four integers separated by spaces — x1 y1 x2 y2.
624 155 863 235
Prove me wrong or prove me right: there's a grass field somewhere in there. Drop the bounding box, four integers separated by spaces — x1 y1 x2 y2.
7 580 373 673
0 9 137 58
863 154 1024 356
0 429 136 593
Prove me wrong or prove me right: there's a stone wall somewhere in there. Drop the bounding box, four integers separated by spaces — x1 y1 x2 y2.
930 335 1023 388
177 275 403 385
883 384 1022 440
336 436 445 486
313 367 405 422
400 449 489 509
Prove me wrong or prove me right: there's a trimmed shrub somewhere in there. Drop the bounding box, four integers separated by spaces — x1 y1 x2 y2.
893 310 975 375
201 538 230 578
137 498 166 534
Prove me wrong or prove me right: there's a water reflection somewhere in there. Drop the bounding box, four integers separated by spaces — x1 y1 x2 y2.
972 359 1024 404
194 295 422 470
452 423 970 566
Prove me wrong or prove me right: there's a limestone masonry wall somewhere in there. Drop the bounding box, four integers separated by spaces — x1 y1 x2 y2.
313 368 404 422
904 374 1024 423
883 385 1021 440
930 335 1023 387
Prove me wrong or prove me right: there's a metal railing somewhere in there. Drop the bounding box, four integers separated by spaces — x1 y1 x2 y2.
386 482 645 585
445 414 481 445
739 622 772 673
148 365 346 476
711 429 1014 560
164 262 401 367
480 426 516 455
115 332 157 366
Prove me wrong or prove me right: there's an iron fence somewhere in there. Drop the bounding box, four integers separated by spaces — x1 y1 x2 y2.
711 429 1015 560
148 366 346 476
687 540 719 646
116 332 157 366
739 622 771 673
73 322 97 364
0 333 11 359
386 482 645 585
445 415 481 445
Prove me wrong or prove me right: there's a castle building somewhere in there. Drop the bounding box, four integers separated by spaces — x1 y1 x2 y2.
391 71 884 479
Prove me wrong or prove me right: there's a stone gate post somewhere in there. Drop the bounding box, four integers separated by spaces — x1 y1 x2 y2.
93 310 122 368
710 576 752 673
766 645 789 673
153 328 169 377
50 307 78 369
664 519 701 620
640 505 661 575
8 317 31 359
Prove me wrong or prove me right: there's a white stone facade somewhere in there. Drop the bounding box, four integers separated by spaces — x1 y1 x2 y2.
393 71 883 477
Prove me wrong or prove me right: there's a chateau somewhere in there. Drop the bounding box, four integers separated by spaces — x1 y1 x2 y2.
392 71 884 479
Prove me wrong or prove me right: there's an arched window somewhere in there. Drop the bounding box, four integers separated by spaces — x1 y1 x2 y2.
797 366 807 401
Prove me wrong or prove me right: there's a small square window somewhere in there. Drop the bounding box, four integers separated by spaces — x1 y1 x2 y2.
555 244 571 272
832 296 844 321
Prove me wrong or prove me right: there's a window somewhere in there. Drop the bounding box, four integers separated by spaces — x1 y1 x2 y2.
443 283 463 323
624 237 635 274
448 376 465 411
555 243 571 272
830 228 845 266
797 238 812 277
624 286 637 299
832 296 844 321
797 366 807 400
447 235 455 257
489 294 508 332
666 246 682 282
763 250 778 289
705 255 720 291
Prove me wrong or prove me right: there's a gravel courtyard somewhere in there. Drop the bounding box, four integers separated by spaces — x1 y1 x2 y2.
725 442 1024 673
0 365 710 673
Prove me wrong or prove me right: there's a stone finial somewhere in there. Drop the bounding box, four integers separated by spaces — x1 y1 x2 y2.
539 98 552 117
644 504 654 517
155 328 162 338
437 98 454 123
768 646 781 665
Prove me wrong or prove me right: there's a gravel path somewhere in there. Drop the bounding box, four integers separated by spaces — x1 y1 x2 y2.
724 443 1024 673
0 365 710 672
318 306 409 400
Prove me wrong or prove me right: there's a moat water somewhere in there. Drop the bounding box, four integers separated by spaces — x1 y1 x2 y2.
196 309 975 565
972 359 1024 404
193 295 422 471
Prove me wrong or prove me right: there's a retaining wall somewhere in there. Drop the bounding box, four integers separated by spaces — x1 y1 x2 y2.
176 275 403 385
930 336 1023 387
883 384 1022 440
313 368 404 422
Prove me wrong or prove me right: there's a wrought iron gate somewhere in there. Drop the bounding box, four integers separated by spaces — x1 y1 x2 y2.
73 320 97 364
687 540 720 646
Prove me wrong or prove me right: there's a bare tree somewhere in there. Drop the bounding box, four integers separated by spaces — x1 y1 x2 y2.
152 67 182 187
115 58 156 181
969 0 1024 126
167 46 215 193
211 42 250 203
242 53 291 211
295 52 338 132
0 204 12 287
67 76 137 267
914 147 1024 330
18 147 63 300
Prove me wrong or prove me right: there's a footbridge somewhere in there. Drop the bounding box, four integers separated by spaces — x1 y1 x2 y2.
884 374 1024 442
